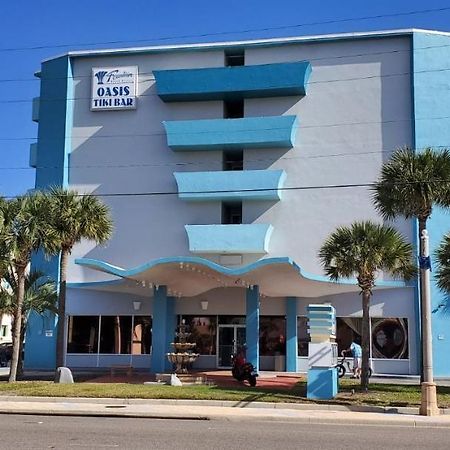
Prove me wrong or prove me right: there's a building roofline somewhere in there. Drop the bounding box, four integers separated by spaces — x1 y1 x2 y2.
41 28 450 63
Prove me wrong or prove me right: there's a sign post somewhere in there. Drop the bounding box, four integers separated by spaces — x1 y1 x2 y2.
306 304 338 399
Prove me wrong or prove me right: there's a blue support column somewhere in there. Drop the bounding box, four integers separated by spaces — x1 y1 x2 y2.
246 285 260 372
151 286 173 373
164 296 176 372
286 297 298 372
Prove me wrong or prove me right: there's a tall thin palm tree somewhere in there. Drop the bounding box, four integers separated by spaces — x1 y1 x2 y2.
0 193 51 381
0 270 57 375
373 147 450 379
45 187 113 368
319 221 415 390
436 233 450 295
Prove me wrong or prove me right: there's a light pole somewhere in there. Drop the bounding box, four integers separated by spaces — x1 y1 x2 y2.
419 229 439 416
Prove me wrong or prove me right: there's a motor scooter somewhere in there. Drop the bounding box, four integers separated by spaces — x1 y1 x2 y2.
231 347 258 387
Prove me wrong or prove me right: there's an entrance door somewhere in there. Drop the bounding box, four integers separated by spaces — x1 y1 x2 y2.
217 325 246 368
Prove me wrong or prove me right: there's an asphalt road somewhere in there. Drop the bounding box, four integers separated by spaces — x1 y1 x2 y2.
0 414 449 450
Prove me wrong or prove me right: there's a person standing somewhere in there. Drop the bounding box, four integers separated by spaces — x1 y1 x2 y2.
343 339 362 378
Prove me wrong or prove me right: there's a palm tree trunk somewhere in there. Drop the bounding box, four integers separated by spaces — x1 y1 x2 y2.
418 217 427 383
17 322 26 378
56 249 69 368
8 266 25 382
361 289 371 391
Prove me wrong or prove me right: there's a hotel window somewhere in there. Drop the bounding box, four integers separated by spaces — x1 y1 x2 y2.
223 150 243 171
297 317 309 357
259 317 286 356
179 316 217 355
67 316 99 354
336 317 409 359
99 316 132 354
225 50 244 67
222 202 242 224
132 316 152 355
67 315 152 355
224 100 244 119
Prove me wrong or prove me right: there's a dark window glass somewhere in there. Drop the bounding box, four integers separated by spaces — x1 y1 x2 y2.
225 50 244 66
297 317 309 356
222 202 242 224
223 150 243 171
67 316 99 354
259 317 286 356
132 316 152 355
181 316 217 355
336 317 409 359
99 316 132 354
372 318 408 359
224 100 244 119
218 316 246 325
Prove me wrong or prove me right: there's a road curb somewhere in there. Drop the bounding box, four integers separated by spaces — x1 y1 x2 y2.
0 405 449 427
0 395 424 415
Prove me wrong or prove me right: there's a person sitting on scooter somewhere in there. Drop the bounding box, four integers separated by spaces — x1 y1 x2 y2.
235 345 246 366
343 337 362 379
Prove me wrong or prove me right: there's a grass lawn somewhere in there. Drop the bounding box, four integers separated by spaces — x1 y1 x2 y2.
1 379 450 408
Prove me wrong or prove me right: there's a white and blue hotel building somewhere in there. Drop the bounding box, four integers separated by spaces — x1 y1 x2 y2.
25 29 450 376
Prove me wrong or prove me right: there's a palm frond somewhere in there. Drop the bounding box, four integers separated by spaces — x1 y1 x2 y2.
318 221 416 289
372 147 450 221
436 233 450 294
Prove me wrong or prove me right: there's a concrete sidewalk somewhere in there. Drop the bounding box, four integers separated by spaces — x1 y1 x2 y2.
1 396 450 427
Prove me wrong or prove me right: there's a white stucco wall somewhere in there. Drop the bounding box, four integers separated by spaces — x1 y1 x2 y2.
65 36 413 284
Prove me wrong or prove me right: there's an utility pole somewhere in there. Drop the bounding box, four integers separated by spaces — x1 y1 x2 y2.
419 229 439 416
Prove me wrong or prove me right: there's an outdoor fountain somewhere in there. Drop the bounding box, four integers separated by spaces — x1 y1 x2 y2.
166 320 200 374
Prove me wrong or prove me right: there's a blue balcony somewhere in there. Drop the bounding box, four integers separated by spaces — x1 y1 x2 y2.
164 116 298 151
174 169 286 201
29 143 38 168
154 61 311 102
185 224 273 254
32 97 40 122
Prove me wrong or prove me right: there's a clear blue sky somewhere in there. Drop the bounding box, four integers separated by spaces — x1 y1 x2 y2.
1 0 450 197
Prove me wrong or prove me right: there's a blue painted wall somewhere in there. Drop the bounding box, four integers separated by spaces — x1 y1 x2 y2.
24 56 72 370
412 32 450 377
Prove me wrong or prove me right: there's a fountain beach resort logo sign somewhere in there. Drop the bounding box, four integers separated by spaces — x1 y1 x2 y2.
91 66 138 111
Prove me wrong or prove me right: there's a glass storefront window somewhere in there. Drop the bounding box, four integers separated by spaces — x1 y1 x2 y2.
67 315 152 355
297 317 309 357
99 316 132 354
132 316 152 355
336 317 409 359
67 316 99 354
181 316 217 355
372 318 408 359
259 317 286 356
218 316 245 325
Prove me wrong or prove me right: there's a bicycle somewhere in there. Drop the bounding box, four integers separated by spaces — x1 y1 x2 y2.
335 353 372 378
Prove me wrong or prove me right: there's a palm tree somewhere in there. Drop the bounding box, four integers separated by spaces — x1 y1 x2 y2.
373 147 450 240
44 187 113 368
436 233 450 295
0 193 51 381
373 147 450 380
0 270 57 375
319 221 415 390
